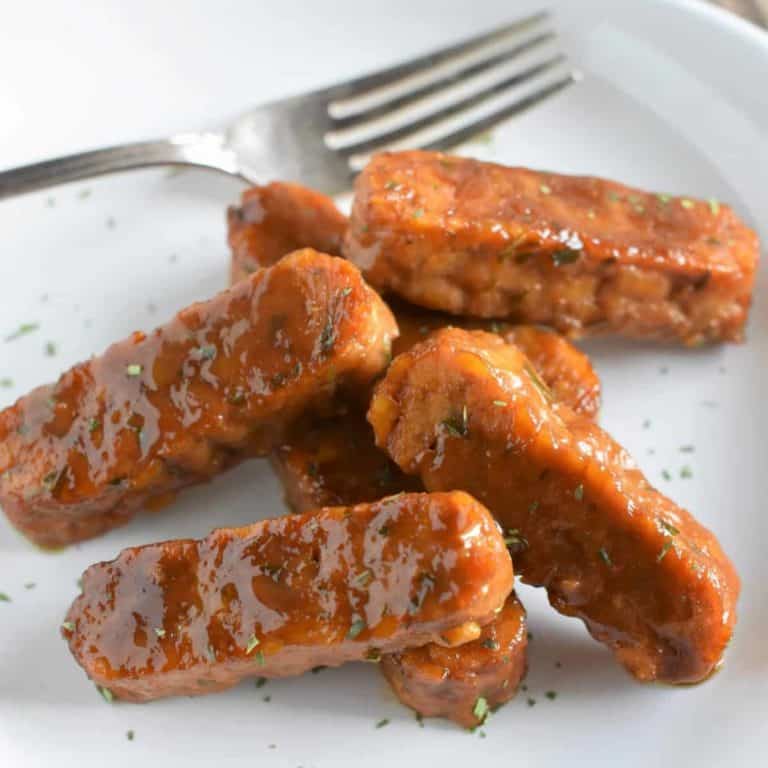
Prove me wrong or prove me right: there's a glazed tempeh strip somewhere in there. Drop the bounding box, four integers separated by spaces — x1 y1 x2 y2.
369 328 740 684
0 249 396 547
62 492 514 702
344 151 759 345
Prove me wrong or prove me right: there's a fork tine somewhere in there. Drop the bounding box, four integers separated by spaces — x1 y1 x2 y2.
346 72 579 172
322 11 550 103
330 30 556 128
334 55 567 156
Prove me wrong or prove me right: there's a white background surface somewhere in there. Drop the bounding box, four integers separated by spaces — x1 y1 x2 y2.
0 1 766 766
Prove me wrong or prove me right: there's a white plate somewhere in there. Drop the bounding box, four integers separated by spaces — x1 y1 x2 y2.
0 1 766 766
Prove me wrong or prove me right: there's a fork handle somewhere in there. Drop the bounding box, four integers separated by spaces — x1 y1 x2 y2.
0 132 242 199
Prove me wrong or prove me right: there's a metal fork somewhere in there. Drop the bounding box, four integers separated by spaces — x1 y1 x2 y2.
0 11 578 199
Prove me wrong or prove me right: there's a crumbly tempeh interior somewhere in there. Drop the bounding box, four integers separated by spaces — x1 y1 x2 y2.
344 150 759 345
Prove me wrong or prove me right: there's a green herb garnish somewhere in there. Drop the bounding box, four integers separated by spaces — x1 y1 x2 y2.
474 130 494 145
708 198 720 215
347 618 366 640
0 592 10 602
246 635 260 655
255 677 267 688
598 547 612 566
481 638 500 651
539 184 551 195
552 249 580 266
353 569 372 588
24 582 35 590
320 320 336 352
225 389 245 406
42 470 60 491
657 539 674 562
0 377 12 388
254 650 266 666
126 730 134 741
196 345 216 361
574 483 584 501
375 718 390 729
680 465 693 479
661 520 680 536
416 713 424 728
384 180 399 190
504 529 528 553
545 690 558 701
87 418 100 433
364 648 381 663
661 469 672 481
656 193 671 204
492 400 507 407
680 199 695 210
525 363 552 401
442 404 469 438
412 208 424 219
97 685 114 703
44 341 57 357
473 696 489 724
5 323 39 342
529 500 539 513
527 697 536 707
153 627 165 638
125 364 143 377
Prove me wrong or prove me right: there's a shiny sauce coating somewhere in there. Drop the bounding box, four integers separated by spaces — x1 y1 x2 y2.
62 491 514 702
0 250 396 547
271 315 601 516
369 328 740 683
345 151 759 345
391 298 601 419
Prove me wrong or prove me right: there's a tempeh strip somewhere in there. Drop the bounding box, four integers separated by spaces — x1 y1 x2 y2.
369 328 739 683
0 249 396 547
62 491 514 702
344 150 759 345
